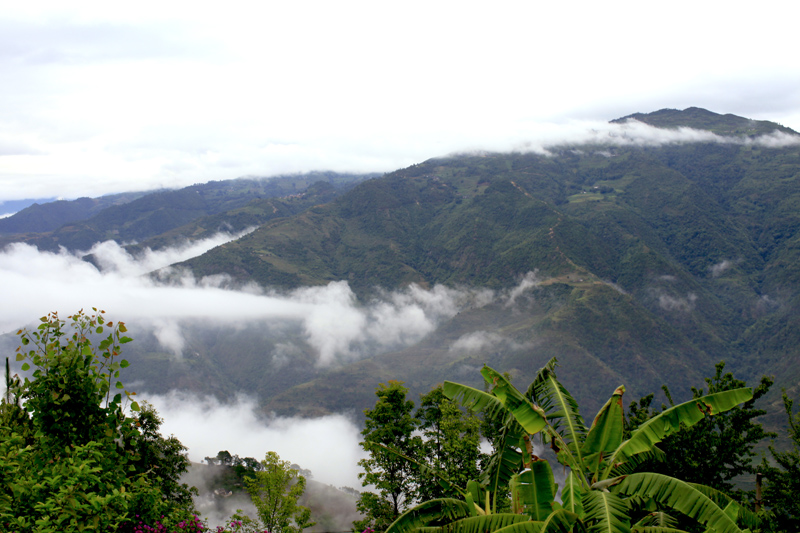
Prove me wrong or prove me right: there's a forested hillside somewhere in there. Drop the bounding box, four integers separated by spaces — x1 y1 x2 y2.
0 172 374 251
166 109 800 417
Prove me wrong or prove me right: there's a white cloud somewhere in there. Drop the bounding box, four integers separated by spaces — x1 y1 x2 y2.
450 331 505 354
0 238 496 364
654 291 698 313
1 2 800 201
709 259 735 278
143 391 367 489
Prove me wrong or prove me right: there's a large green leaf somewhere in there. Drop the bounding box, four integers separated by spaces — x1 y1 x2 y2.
445 377 529 509
612 473 742 533
560 470 584 517
438 514 532 533
444 381 506 420
386 499 475 533
510 460 557 521
481 366 548 435
489 510 585 533
482 424 525 511
528 359 588 466
539 509 585 533
631 512 679 529
582 386 625 457
582 490 631 533
601 388 752 479
631 526 687 533
607 447 666 478
686 483 760 531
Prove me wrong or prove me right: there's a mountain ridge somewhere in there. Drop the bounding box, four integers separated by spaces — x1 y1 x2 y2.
3 107 798 427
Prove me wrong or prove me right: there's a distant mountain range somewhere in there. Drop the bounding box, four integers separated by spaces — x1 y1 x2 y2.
3 108 799 426
0 171 377 251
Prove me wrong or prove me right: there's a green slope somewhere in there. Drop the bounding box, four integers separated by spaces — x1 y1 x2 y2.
168 109 800 416
2 172 374 252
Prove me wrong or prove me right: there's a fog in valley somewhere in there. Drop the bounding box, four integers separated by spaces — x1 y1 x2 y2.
0 230 504 507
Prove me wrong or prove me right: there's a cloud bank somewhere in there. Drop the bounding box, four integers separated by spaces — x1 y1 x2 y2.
0 236 491 366
145 391 366 489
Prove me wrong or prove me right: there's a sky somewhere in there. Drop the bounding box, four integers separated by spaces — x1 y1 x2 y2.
2 1 800 202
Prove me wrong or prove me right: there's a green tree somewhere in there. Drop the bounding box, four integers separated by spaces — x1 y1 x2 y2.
386 358 756 533
761 391 800 532
624 361 774 498
128 402 198 511
243 451 314 533
0 310 197 532
356 380 422 532
416 385 483 501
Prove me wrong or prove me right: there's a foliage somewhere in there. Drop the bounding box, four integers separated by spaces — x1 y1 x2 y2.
0 310 197 532
624 362 774 498
203 450 265 495
385 358 755 533
416 385 484 501
241 451 314 533
129 402 198 511
356 381 423 531
761 391 800 532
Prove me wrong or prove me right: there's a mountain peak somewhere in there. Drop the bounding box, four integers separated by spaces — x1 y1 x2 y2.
611 107 798 136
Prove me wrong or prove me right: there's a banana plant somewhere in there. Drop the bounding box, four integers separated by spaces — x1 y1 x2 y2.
385 359 755 533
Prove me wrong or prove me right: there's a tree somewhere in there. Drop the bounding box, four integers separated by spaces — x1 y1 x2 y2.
0 310 197 532
128 401 198 510
356 381 422 531
761 391 800 532
624 361 774 498
416 385 483 501
386 358 756 533
243 451 314 533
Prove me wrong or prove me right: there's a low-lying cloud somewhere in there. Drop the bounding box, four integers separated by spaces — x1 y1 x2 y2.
449 330 533 355
144 391 366 490
0 236 493 366
709 258 739 278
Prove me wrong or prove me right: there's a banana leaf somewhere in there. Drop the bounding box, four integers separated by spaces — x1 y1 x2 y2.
481 424 525 512
606 447 666 478
386 499 475 533
527 359 588 465
600 388 752 479
612 473 743 533
582 386 625 459
438 514 532 533
481 366 548 435
632 512 679 528
632 521 681 532
686 483 760 531
444 381 508 422
582 490 631 533
560 470 584 517
491 509 585 533
510 460 558 521
539 509 585 533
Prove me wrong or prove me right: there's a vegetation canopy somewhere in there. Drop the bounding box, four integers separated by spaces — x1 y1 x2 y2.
384 359 757 533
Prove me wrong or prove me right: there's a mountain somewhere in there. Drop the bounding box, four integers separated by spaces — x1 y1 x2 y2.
167 108 800 416
0 191 148 234
4 108 799 425
0 172 376 252
611 106 799 136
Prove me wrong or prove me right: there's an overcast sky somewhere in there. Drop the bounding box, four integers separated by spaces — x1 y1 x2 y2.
2 1 800 202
